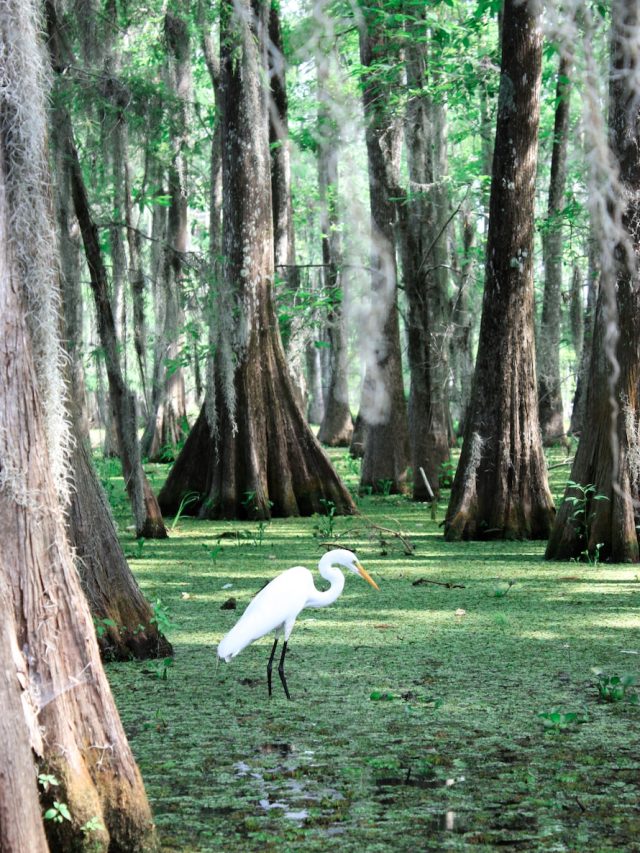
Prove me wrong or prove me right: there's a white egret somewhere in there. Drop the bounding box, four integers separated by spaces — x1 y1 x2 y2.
217 548 379 699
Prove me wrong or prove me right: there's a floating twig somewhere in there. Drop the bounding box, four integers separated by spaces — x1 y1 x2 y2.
412 578 466 589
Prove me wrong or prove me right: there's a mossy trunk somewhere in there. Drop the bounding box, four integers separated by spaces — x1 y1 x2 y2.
0 19 155 839
444 0 554 541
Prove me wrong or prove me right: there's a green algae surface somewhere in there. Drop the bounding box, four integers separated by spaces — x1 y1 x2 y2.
102 450 640 851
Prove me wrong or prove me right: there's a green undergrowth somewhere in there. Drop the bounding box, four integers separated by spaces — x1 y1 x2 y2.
101 446 640 852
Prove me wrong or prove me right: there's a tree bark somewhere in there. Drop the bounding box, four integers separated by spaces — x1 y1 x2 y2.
143 10 191 462
67 421 173 660
268 2 308 410
0 5 155 842
444 0 554 541
570 265 584 359
201 9 225 434
316 55 353 447
67 121 167 537
306 339 326 424
52 115 89 445
158 0 354 520
358 5 410 494
538 55 572 445
546 0 640 562
569 239 599 435
450 206 475 435
47 1 166 538
397 24 451 499
124 141 149 410
54 123 172 659
0 579 49 853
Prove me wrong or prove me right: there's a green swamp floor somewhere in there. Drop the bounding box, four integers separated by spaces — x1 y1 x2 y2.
103 449 640 852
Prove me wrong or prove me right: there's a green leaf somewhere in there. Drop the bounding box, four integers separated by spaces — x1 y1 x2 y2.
57 803 72 821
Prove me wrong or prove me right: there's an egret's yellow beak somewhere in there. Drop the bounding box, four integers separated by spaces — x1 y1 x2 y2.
356 561 379 590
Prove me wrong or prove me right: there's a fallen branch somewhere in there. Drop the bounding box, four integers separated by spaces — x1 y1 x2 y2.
321 520 415 556
412 578 466 589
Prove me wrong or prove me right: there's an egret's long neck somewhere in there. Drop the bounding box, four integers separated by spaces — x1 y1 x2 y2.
305 565 345 609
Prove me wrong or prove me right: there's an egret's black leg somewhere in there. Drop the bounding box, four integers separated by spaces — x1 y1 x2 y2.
267 638 278 697
278 640 292 700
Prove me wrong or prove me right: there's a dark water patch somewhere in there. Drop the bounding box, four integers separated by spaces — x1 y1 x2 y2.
259 741 293 756
375 775 441 790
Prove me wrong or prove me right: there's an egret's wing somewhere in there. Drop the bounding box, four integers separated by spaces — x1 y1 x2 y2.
217 567 313 660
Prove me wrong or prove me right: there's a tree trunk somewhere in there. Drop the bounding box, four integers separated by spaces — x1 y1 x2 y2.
108 90 128 344
55 127 172 659
140 171 169 458
538 55 572 445
358 6 410 494
201 11 225 434
397 24 451 500
444 0 554 541
48 2 166 538
570 264 584 363
306 339 326 424
569 239 599 435
0 4 155 844
67 420 173 660
124 142 149 410
143 10 191 462
269 3 295 284
546 0 640 562
158 0 354 520
450 206 475 435
268 2 308 411
0 579 49 853
67 123 167 536
52 117 90 445
316 55 353 447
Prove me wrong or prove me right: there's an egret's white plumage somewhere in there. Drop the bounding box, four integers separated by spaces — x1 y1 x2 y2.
217 549 378 698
